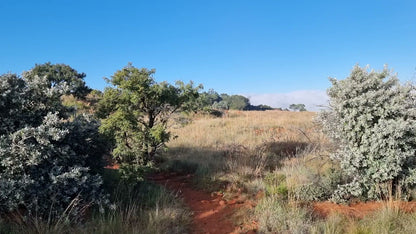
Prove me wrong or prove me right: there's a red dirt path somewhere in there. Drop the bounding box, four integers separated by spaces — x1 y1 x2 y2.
150 173 257 234
109 166 416 231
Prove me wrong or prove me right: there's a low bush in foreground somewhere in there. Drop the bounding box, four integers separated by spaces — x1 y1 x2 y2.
0 171 191 234
0 72 108 223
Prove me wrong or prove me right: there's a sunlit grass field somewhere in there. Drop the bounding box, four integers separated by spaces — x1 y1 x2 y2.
163 110 416 233
170 110 317 147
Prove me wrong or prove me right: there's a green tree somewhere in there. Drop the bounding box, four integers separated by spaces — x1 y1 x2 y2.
318 65 416 202
97 64 201 181
228 95 250 110
23 62 91 98
247 104 274 111
198 89 221 107
219 94 250 110
212 100 229 110
289 104 306 111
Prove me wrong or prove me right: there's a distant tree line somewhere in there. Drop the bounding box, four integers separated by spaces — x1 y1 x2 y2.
289 103 307 112
196 89 309 112
197 89 274 111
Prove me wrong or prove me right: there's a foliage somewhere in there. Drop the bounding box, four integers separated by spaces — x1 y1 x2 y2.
318 65 416 202
289 103 307 111
293 168 347 202
61 89 103 115
247 104 274 111
98 64 201 181
197 89 221 110
23 62 91 98
212 100 229 110
0 173 192 234
222 94 250 110
196 88 275 111
0 73 68 134
63 114 108 174
0 70 107 222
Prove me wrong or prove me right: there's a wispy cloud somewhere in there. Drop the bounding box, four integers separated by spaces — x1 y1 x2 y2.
244 90 329 111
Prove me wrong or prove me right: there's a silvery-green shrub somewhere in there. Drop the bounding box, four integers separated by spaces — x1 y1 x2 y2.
318 65 416 202
0 72 107 220
0 73 67 135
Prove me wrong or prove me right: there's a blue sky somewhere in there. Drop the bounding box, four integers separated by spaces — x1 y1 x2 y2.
1 0 415 109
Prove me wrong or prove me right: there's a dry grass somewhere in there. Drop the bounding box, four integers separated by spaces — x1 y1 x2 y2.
170 110 318 148
164 110 338 233
162 110 416 233
163 110 333 196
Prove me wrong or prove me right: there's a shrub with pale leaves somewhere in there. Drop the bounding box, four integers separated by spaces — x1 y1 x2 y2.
318 65 416 202
0 71 107 221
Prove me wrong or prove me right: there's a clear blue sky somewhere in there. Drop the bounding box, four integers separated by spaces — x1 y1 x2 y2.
1 0 415 97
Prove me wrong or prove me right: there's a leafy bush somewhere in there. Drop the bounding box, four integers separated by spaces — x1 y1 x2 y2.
295 169 346 202
318 65 416 202
295 184 327 202
0 73 67 134
0 70 107 221
97 64 201 181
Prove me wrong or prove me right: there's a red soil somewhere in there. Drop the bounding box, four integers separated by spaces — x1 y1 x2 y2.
109 166 416 230
150 173 257 234
313 201 416 219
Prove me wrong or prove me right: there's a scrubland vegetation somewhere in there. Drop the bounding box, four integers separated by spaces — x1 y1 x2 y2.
165 110 416 233
0 63 192 233
2 63 416 233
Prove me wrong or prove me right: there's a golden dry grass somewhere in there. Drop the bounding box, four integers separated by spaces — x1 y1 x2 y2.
169 110 318 149
164 110 416 234
164 110 333 196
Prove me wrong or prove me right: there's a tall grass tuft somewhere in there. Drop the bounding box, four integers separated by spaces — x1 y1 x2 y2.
255 196 313 233
84 182 191 234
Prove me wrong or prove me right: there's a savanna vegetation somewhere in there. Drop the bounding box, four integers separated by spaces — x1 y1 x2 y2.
1 63 416 234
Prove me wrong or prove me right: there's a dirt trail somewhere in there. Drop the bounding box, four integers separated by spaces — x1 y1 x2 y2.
150 173 257 234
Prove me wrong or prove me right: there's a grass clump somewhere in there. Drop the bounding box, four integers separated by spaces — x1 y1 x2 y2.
255 196 313 233
263 172 288 198
311 205 416 234
355 205 416 234
84 181 191 234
